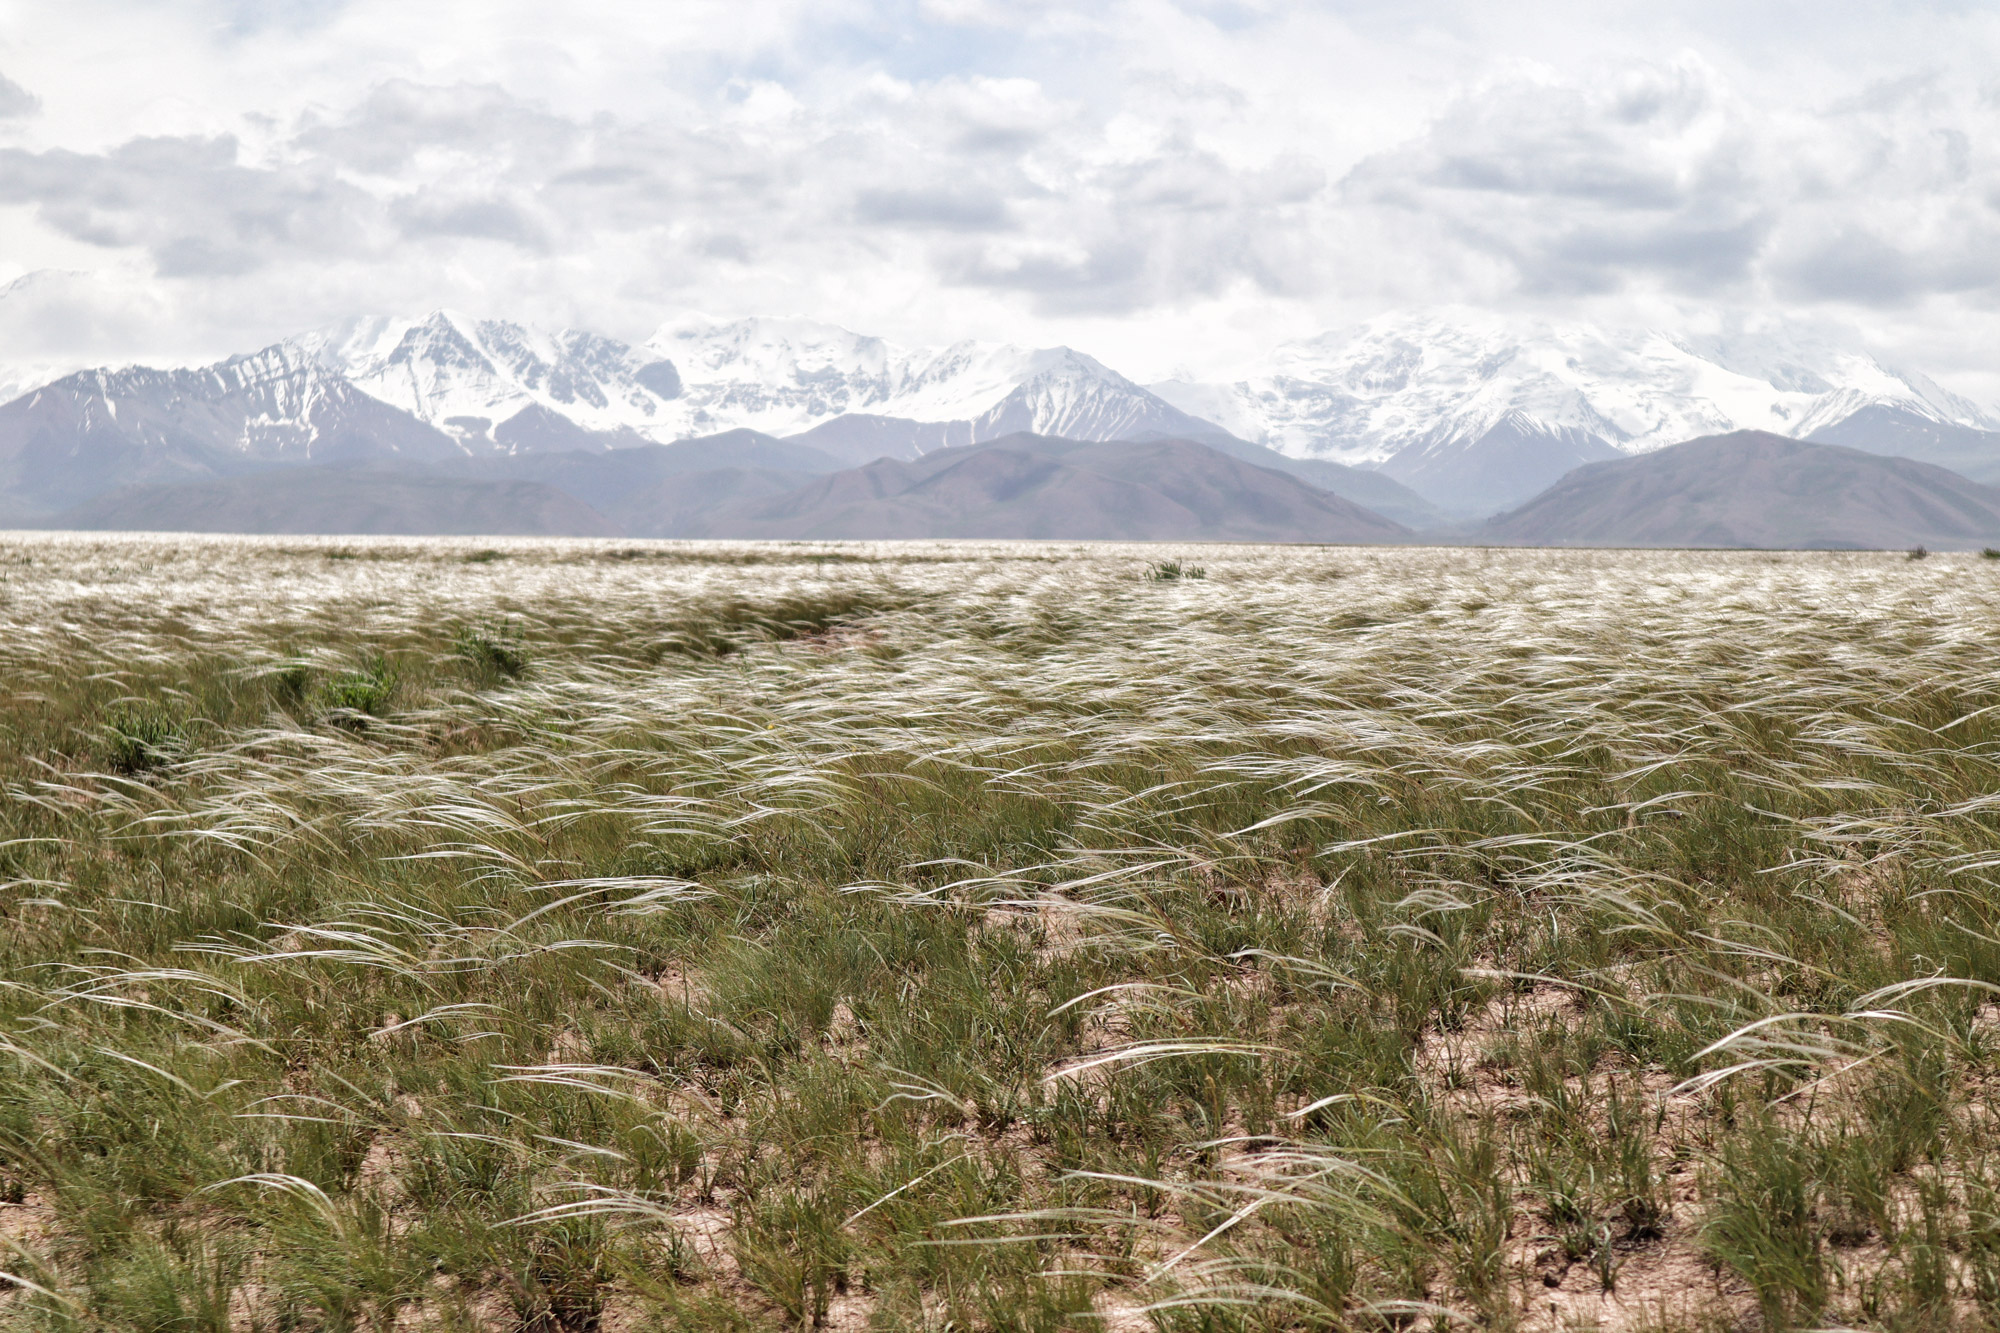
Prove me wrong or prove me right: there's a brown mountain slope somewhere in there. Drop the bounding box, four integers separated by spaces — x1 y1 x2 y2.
695 434 1411 542
1484 430 2000 549
52 466 614 537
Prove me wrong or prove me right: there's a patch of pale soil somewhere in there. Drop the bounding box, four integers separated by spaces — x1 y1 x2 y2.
1516 1222 1749 1333
1411 982 1576 1122
1258 863 1339 926
599 1289 668 1333
984 893 1095 965
821 1291 878 1330
654 961 708 1008
355 1132 406 1198
0 1195 49 1248
0 1194 56 1310
789 625 886 654
672 1204 741 1285
388 1282 516 1331
826 998 868 1061
1091 1291 1158 1331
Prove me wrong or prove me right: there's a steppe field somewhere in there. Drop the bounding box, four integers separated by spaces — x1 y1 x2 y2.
6 535 2000 1333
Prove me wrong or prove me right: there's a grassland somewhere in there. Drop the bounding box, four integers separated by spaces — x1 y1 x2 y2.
0 535 1998 1331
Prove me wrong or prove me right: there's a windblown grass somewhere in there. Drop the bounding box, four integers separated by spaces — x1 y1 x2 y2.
0 533 1997 1329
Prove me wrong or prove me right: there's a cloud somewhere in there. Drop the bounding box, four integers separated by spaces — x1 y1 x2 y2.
0 72 38 120
0 64 1338 327
1328 54 2000 315
4 3 2000 387
1343 58 1770 296
0 135 377 276
855 187 1014 230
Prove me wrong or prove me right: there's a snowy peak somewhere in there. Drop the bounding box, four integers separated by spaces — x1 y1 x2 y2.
293 311 684 448
37 343 429 460
972 349 1228 444
643 315 907 437
1151 309 1998 469
0 342 457 517
640 315 1211 445
650 314 895 388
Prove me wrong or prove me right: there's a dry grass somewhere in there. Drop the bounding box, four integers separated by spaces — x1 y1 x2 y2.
0 535 1997 1329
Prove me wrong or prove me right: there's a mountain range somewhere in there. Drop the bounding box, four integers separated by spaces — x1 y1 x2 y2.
2 306 1997 532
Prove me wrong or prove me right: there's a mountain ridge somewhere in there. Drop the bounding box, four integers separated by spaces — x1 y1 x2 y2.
1482 430 2000 550
685 433 1413 543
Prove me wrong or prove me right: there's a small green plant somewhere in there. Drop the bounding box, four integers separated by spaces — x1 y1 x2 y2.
1983 547 2000 559
455 621 529 680
319 655 395 724
100 700 185 773
1146 558 1206 581
1908 545 1929 560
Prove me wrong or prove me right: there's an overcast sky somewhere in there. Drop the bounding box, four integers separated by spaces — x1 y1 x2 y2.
3 0 1999 392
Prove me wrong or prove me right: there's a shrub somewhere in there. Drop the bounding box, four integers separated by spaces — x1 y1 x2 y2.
1146 558 1206 581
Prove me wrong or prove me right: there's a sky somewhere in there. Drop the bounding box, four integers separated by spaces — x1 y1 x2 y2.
2 0 1999 395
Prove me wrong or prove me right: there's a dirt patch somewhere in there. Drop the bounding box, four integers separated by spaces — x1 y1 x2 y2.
1516 1220 1748 1333
654 960 710 1008
820 1290 878 1330
0 1193 57 1308
671 1204 741 1286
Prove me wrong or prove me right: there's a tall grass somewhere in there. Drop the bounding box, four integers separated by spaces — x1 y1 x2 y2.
0 534 1994 1328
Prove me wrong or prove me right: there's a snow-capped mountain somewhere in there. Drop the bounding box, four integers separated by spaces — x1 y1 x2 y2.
969 348 1228 442
0 361 79 408
646 315 1221 445
1147 309 2000 512
1151 309 1995 464
291 311 684 449
285 310 1219 454
286 308 789 447
0 344 455 518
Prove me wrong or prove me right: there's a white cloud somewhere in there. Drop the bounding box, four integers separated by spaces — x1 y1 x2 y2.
0 1 1997 391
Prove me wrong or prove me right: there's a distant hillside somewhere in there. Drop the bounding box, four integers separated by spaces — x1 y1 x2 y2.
694 434 1410 542
55 467 613 537
1195 437 1449 530
1484 430 2000 549
1807 404 2000 484
784 415 973 464
430 430 843 531
1379 412 1624 515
